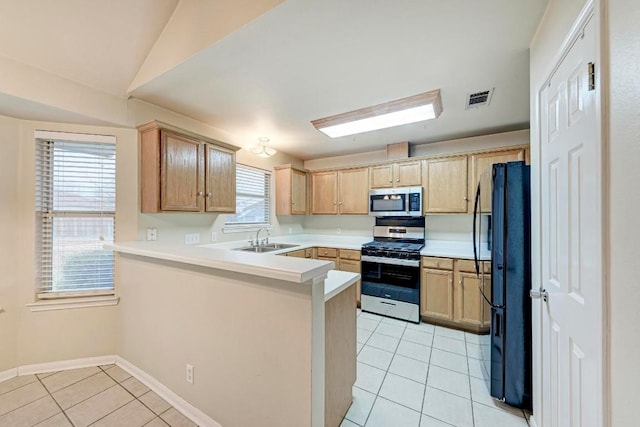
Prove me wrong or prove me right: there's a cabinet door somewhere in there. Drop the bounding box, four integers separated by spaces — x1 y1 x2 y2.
469 149 525 211
395 162 422 186
455 272 484 327
424 156 468 213
286 249 306 258
291 169 307 214
339 258 361 305
205 144 236 213
275 168 292 215
370 165 394 188
338 168 369 214
161 132 203 211
420 268 454 320
311 171 338 214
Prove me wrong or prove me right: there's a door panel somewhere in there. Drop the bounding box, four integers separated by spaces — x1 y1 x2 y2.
161 132 202 211
205 144 235 212
539 15 601 427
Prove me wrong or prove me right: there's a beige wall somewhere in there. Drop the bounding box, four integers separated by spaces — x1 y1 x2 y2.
0 115 20 371
607 0 640 424
117 254 314 427
2 116 138 367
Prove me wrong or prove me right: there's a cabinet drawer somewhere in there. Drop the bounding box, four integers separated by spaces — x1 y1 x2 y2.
457 259 491 273
316 247 337 258
339 249 361 261
304 248 314 258
421 257 454 270
339 259 361 273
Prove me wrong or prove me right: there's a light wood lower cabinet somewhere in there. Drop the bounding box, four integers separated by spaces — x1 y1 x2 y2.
338 249 361 306
421 256 491 333
420 264 454 321
285 248 314 258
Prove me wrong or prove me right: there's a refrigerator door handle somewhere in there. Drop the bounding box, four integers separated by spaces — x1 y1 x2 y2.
472 182 481 277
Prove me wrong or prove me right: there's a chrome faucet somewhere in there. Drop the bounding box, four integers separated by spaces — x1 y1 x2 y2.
256 227 270 246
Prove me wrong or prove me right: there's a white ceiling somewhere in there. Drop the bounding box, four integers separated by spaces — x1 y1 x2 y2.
0 0 548 160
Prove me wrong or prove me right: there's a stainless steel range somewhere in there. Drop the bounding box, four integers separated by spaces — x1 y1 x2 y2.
361 217 425 323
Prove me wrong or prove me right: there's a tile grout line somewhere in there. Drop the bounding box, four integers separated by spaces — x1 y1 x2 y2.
35 374 75 427
464 332 478 427
418 324 436 426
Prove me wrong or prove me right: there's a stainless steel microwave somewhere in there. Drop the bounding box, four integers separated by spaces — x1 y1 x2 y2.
368 187 423 217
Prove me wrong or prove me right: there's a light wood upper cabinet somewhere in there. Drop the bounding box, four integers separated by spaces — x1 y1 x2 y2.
310 168 369 215
370 161 422 188
160 131 203 212
205 144 236 213
338 168 369 214
423 156 468 213
275 166 307 215
310 171 338 214
469 148 525 211
139 121 238 213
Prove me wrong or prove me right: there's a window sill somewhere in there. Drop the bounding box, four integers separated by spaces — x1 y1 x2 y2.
27 295 119 312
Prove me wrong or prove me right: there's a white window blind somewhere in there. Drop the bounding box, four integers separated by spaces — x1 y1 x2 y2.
226 164 270 226
35 137 116 296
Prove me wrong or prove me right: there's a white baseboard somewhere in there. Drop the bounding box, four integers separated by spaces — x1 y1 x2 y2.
115 357 221 427
17 355 117 376
530 414 538 427
1 355 220 427
0 367 18 383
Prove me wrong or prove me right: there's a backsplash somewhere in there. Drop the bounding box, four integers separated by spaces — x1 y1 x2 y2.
424 214 488 242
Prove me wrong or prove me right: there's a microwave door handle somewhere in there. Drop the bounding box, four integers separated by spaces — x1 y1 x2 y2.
472 182 481 277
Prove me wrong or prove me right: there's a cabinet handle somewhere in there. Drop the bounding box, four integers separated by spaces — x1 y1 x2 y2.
207 192 212 197
197 192 203 196
435 261 440 267
459 280 463 285
292 202 295 205
464 197 468 201
333 202 337 205
396 178 400 182
338 201 343 205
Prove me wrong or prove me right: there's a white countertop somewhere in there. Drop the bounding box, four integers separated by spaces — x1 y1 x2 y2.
421 240 491 260
106 241 336 285
108 234 490 300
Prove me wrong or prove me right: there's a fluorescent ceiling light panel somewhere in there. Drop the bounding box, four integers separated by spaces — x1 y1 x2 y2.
312 89 442 138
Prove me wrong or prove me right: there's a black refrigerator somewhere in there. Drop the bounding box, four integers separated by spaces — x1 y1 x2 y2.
474 161 532 410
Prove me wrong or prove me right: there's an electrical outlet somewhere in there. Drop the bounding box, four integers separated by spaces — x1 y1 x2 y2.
185 233 200 245
146 228 157 241
186 364 194 384
337 228 342 234
211 231 217 242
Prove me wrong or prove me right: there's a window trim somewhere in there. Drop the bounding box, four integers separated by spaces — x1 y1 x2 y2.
224 163 271 230
34 130 117 301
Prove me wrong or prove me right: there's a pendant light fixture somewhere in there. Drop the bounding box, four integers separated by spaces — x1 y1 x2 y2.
251 137 277 158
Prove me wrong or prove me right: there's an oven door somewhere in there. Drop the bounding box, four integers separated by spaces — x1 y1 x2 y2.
360 259 420 304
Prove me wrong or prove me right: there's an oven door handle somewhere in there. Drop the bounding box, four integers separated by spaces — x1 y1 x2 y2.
361 255 420 267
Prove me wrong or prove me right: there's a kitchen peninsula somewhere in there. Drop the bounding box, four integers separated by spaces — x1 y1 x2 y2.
108 242 359 427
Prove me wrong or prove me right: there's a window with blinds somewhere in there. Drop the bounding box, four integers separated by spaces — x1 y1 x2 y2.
35 136 116 297
226 164 270 226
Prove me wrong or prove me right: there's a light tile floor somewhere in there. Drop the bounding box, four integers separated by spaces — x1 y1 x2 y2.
1 312 531 427
343 309 531 427
0 364 196 427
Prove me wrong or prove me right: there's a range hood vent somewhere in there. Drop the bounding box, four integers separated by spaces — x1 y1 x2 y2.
465 89 493 109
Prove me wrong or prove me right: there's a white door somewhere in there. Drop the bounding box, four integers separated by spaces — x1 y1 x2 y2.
537 14 603 427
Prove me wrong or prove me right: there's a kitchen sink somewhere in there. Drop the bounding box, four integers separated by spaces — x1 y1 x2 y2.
234 243 300 253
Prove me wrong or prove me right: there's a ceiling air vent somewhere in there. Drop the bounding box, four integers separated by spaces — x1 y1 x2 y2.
465 89 493 109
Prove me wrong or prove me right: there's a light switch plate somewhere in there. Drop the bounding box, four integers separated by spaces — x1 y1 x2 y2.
146 228 157 241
